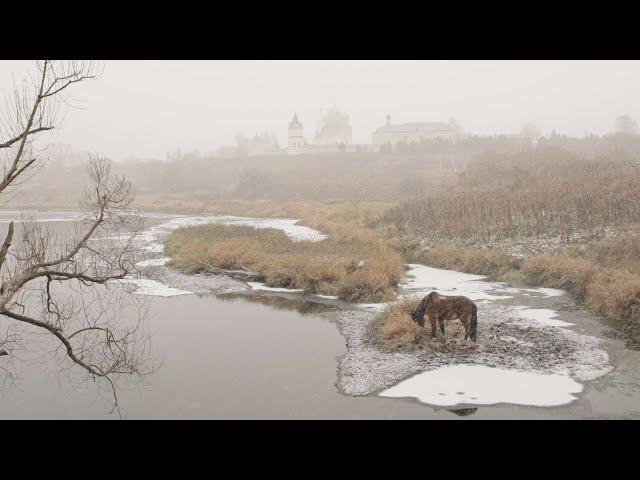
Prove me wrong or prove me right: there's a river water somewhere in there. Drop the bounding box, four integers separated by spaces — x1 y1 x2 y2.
1 210 640 419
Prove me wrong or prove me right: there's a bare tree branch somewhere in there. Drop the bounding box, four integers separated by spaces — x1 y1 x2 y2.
0 61 152 412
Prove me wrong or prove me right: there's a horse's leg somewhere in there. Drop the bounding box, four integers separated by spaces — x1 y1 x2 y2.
430 315 437 339
462 314 471 341
440 318 445 337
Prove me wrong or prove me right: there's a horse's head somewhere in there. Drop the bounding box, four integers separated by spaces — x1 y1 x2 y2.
411 292 437 326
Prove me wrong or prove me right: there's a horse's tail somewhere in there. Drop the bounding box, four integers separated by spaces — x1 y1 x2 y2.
470 303 478 342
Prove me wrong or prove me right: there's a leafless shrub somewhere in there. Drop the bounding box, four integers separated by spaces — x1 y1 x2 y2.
383 148 640 242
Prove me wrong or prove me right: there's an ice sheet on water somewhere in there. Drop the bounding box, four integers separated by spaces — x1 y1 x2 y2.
399 264 514 301
117 277 192 297
380 364 583 407
515 306 575 328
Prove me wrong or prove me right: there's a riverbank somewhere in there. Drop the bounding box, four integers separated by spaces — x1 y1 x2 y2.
402 236 640 348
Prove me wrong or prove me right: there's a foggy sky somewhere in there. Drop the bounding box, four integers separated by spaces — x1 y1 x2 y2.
0 60 639 161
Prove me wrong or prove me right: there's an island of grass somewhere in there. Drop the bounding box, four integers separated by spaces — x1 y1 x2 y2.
164 223 405 303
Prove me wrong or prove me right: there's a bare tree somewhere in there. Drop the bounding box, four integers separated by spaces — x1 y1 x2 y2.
0 60 152 411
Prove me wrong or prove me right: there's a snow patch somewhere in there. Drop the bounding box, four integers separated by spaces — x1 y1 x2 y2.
380 364 583 407
137 257 170 267
246 281 304 293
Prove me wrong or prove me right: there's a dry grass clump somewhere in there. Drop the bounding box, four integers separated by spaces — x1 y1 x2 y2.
587 271 640 321
366 298 468 351
337 269 395 303
165 225 288 275
520 254 597 302
366 298 430 351
421 244 518 278
165 222 405 303
587 234 640 274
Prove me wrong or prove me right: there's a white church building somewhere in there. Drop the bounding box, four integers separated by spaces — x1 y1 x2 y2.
287 107 378 155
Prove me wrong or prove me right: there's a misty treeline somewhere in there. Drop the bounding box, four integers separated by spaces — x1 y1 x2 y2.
380 147 640 242
17 151 455 205
14 129 640 208
382 128 640 158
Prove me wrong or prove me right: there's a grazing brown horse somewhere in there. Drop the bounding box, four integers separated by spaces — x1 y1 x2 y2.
411 291 478 342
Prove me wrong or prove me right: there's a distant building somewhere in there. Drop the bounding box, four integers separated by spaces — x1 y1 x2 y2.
287 108 375 155
246 132 281 156
372 115 459 146
313 106 352 146
287 113 305 155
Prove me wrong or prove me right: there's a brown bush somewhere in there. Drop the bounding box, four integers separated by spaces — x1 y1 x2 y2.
423 244 518 278
588 234 640 275
587 271 640 321
521 254 597 301
366 298 426 351
337 268 396 303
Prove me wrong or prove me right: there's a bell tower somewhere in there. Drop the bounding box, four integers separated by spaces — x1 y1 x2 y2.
288 113 305 155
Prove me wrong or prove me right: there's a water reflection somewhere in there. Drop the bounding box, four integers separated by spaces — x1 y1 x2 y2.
447 407 478 417
216 292 337 315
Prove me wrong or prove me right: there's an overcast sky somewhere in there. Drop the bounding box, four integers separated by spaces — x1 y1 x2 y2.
1 60 639 161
